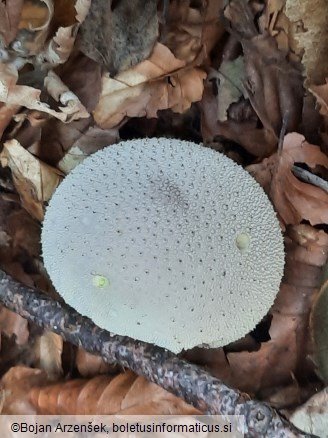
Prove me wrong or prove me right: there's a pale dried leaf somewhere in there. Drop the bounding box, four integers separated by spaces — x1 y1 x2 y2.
290 388 328 437
44 70 89 121
75 0 92 23
36 25 78 65
0 139 62 220
0 64 89 122
34 331 63 377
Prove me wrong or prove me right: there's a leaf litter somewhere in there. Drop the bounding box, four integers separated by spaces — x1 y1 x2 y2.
0 0 327 428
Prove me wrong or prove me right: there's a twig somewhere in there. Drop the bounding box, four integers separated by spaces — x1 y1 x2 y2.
292 165 328 194
0 269 317 438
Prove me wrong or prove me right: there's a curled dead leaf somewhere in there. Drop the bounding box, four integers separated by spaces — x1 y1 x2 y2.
200 76 274 157
0 64 89 122
0 139 62 220
10 0 53 57
36 24 78 65
247 132 328 226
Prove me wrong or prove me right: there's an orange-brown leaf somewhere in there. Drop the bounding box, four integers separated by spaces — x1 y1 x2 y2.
247 133 328 226
0 368 198 415
76 349 116 377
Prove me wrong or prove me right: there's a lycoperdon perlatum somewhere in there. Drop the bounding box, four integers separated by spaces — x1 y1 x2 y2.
42 138 284 353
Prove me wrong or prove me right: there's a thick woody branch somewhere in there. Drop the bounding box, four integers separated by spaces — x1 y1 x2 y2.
0 269 316 438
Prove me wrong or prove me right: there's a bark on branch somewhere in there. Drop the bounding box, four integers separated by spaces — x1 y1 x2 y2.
0 269 316 438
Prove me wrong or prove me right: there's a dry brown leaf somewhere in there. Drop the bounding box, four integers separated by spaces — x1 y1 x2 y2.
28 115 118 170
94 43 206 128
247 133 328 226
0 368 198 415
0 0 24 46
200 76 273 157
0 103 20 139
0 367 49 414
43 70 89 121
224 0 304 140
54 52 102 113
0 139 62 220
185 224 328 399
259 0 290 54
75 349 115 377
309 80 328 119
0 307 29 347
261 382 320 411
37 24 78 65
164 0 224 64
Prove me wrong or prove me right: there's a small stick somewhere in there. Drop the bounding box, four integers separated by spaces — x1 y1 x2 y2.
0 269 316 438
292 165 328 194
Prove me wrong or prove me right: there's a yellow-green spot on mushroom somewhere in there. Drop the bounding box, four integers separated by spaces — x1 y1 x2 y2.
235 232 250 253
92 274 109 289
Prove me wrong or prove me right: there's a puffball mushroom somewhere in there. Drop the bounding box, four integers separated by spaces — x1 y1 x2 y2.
42 138 284 353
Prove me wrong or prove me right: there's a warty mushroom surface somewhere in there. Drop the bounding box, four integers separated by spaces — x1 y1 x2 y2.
42 138 285 353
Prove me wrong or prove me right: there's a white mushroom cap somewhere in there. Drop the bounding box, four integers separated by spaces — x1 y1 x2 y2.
42 138 284 353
